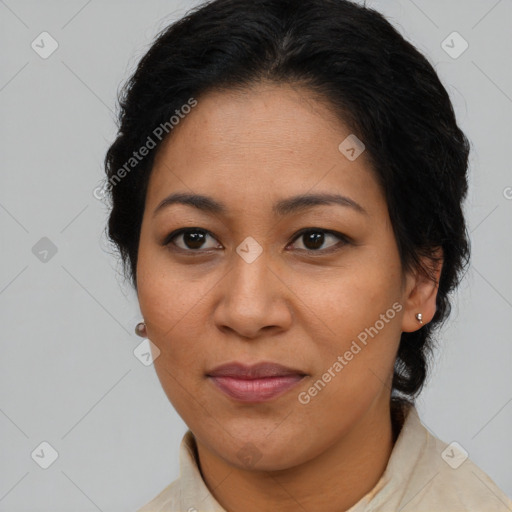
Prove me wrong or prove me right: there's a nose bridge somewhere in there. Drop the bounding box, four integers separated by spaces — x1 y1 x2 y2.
227 243 275 310
214 242 290 337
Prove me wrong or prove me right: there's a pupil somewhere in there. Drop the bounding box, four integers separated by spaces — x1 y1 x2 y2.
185 231 205 249
305 232 323 250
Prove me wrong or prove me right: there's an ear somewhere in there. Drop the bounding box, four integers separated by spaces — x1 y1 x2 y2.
401 248 443 333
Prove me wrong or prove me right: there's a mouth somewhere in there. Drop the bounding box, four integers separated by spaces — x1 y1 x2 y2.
206 361 307 403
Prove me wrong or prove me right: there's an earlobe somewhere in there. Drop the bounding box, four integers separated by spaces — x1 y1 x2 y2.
401 249 443 333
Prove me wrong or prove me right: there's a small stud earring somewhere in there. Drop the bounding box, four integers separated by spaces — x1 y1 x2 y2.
415 313 423 324
135 321 147 337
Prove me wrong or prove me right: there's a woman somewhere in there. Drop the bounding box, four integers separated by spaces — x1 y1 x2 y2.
104 0 512 510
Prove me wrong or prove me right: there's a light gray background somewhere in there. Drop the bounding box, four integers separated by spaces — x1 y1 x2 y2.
1 0 511 510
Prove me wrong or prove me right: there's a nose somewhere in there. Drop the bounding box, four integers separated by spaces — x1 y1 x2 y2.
213 250 293 340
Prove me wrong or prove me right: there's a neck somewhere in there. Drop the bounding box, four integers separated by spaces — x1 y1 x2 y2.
195 395 398 512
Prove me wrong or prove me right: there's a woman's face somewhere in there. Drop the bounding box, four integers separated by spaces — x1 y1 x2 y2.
136 82 423 470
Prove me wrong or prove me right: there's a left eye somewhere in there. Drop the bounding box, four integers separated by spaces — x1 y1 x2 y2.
288 229 348 253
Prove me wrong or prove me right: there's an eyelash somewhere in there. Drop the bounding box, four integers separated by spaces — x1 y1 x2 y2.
163 227 351 255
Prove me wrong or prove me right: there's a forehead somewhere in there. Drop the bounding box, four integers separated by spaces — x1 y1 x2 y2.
156 82 349 161
146 83 382 216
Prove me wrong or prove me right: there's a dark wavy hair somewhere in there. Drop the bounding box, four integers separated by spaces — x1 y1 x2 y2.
103 0 471 402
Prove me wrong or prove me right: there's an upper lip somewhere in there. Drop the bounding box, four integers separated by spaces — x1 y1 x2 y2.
207 361 307 379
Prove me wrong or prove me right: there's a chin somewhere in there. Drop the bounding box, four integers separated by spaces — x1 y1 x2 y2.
203 422 316 471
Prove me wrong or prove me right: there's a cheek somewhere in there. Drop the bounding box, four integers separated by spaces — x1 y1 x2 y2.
138 267 212 418
287 253 403 405
138 278 206 358
137 239 204 330
291 273 402 435
136 251 208 375
291 255 403 344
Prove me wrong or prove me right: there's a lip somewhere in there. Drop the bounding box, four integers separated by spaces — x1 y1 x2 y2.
206 362 307 403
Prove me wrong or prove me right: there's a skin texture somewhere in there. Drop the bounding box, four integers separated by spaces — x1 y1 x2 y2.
136 82 442 512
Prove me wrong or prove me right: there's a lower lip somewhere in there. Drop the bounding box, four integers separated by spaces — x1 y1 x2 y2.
208 375 305 402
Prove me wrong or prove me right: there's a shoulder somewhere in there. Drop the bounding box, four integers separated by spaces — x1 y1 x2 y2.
389 406 512 511
135 479 183 512
135 429 225 512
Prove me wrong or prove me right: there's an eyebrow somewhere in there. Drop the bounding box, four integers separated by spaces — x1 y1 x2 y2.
153 191 368 218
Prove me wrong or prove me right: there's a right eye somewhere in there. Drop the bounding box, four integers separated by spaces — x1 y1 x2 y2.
163 228 222 252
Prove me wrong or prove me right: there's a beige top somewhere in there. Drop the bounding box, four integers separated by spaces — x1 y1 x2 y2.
137 406 512 511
